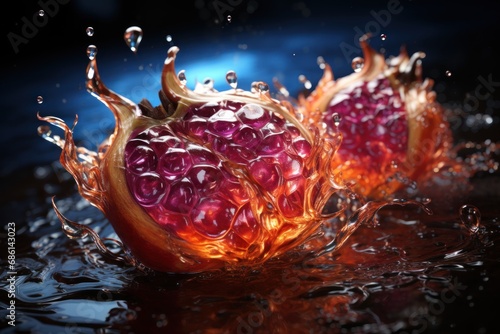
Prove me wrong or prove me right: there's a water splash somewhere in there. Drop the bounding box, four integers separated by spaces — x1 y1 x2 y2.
51 197 139 266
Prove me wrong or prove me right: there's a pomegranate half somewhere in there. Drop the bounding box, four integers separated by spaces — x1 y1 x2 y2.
298 37 462 199
38 46 347 273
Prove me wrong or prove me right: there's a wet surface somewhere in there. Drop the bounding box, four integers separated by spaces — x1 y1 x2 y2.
1 171 500 333
2 1 500 333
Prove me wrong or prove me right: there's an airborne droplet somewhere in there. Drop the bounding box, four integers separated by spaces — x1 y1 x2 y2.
332 113 342 127
86 45 98 60
256 81 269 94
298 74 312 90
37 96 44 104
380 33 387 41
177 70 187 86
446 70 452 77
351 57 365 73
37 125 51 137
317 56 326 70
124 26 143 53
227 15 232 23
225 70 238 89
86 27 94 37
459 204 481 234
166 35 173 43
38 10 45 16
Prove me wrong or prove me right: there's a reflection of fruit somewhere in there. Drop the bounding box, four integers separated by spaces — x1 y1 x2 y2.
38 46 344 273
298 37 456 199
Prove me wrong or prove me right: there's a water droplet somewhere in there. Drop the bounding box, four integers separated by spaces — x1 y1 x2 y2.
380 33 387 41
446 70 452 77
37 96 44 104
203 77 214 89
257 82 269 93
317 56 326 70
166 35 173 43
351 57 365 72
177 70 187 86
298 75 312 90
86 45 98 60
38 10 45 16
86 27 94 37
226 70 238 89
227 15 232 23
332 113 342 127
251 81 270 94
124 26 143 53
37 125 51 137
459 204 481 234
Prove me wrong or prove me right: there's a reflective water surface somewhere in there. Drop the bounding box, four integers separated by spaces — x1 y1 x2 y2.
2 1 500 333
1 167 499 333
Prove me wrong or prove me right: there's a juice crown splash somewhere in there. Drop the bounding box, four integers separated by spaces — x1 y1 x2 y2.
294 35 498 200
37 31 497 274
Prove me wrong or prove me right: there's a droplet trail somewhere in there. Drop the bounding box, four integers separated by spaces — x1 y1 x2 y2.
317 56 326 70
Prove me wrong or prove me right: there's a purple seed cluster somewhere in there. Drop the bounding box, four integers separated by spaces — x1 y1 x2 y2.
124 100 312 249
326 75 408 164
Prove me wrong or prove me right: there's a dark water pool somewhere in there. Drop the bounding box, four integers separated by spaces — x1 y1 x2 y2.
1 169 500 333
2 1 500 333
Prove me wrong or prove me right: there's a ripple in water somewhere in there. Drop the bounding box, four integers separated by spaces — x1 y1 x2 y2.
1 167 499 333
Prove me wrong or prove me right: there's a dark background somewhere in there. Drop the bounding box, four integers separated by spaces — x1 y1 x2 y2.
2 0 500 222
